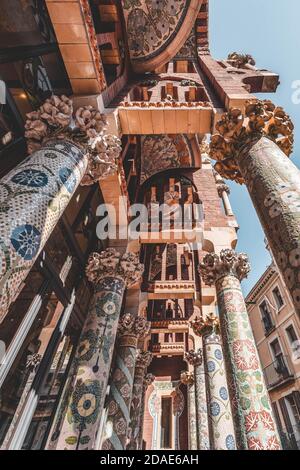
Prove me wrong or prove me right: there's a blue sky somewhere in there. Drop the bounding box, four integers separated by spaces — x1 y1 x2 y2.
210 0 300 294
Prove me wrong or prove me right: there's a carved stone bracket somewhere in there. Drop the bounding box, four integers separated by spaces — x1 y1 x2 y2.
26 353 42 372
210 100 294 183
185 349 203 367
25 95 121 185
199 249 250 285
85 248 144 287
180 371 194 385
191 312 220 337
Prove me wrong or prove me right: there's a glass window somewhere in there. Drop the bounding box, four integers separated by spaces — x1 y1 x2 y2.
273 286 284 310
259 300 274 333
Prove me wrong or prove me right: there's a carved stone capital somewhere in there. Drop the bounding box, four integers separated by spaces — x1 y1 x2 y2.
25 95 121 185
199 249 250 285
143 373 155 389
180 371 194 386
210 100 294 183
86 248 144 287
185 349 202 367
118 313 150 344
191 313 220 337
217 183 230 197
135 350 153 370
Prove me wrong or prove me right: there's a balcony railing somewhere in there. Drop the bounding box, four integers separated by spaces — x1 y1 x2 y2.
263 355 294 390
149 342 185 354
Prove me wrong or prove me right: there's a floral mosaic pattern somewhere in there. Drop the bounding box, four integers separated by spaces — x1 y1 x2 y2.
216 274 281 450
140 134 193 183
122 1 189 61
187 382 198 450
194 363 210 450
56 277 125 450
238 137 300 315
204 334 236 450
0 141 87 321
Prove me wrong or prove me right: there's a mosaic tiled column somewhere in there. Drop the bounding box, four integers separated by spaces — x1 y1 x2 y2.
49 249 143 450
200 249 281 450
185 349 210 450
137 373 155 450
210 100 300 315
101 315 150 450
180 371 198 450
0 95 120 321
127 351 153 450
191 314 236 450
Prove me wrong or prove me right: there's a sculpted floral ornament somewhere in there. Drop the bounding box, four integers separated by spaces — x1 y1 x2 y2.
199 249 251 285
185 349 203 367
118 313 150 340
191 312 220 337
143 373 155 389
136 350 153 369
217 183 230 197
226 52 256 70
210 100 294 183
25 95 120 185
85 248 144 287
180 371 194 385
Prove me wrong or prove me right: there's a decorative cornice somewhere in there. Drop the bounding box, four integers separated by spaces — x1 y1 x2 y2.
190 312 220 337
245 264 277 304
85 248 144 287
180 371 194 385
210 100 294 183
185 349 202 367
25 95 121 185
118 313 150 340
199 249 250 285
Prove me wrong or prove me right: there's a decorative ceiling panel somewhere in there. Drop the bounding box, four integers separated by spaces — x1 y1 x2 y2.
122 0 201 72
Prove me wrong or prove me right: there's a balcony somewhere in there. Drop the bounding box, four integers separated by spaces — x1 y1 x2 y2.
263 355 294 391
149 342 185 355
147 280 195 299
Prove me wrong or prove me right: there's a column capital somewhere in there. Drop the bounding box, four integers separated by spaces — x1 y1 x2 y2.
143 373 155 389
118 313 150 347
191 313 220 337
25 95 121 185
217 183 230 197
86 248 144 287
209 100 294 183
185 349 203 367
180 371 194 385
136 350 153 370
199 249 250 285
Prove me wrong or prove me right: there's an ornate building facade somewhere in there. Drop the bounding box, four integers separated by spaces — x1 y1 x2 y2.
0 0 298 451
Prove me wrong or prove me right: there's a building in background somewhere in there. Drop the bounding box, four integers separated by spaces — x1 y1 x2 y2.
247 264 300 449
0 0 298 451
